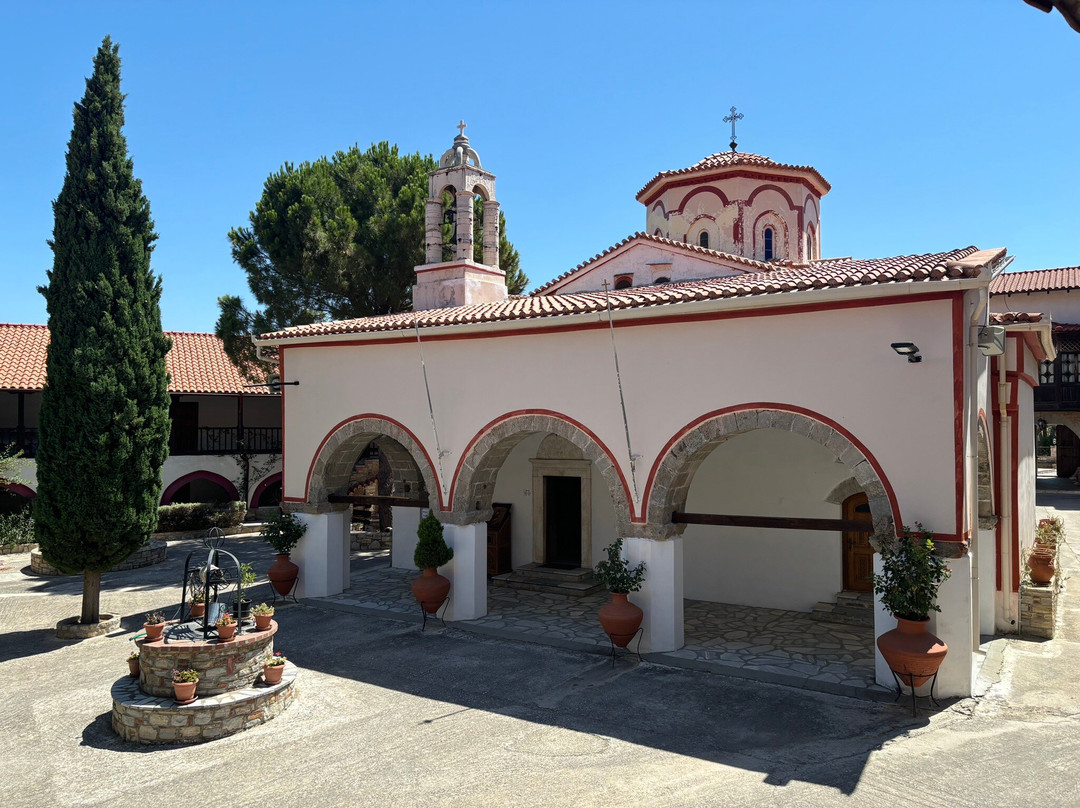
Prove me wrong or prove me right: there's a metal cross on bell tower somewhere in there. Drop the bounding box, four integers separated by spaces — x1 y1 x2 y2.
723 106 744 152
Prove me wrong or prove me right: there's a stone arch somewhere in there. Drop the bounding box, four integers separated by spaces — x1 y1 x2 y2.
644 405 897 539
449 411 633 529
302 416 440 511
825 476 863 505
161 471 239 505
471 184 490 202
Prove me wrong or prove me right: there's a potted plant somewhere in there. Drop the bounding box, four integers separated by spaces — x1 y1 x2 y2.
872 523 951 688
263 651 287 685
593 538 646 647
251 602 274 631
143 611 167 641
261 512 306 597
216 612 237 641
127 650 140 678
189 589 206 619
172 668 199 703
233 562 256 620
411 513 453 613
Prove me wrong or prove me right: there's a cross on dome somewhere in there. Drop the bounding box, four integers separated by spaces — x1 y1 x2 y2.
457 120 467 137
723 106 744 152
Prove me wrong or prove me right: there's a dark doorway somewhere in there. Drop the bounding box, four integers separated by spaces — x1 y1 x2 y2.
544 475 581 569
169 400 198 454
1057 425 1080 478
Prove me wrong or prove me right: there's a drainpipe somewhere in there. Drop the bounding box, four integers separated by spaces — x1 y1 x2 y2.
998 339 1014 630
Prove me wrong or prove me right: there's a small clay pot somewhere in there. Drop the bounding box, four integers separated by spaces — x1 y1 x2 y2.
411 568 451 614
263 664 285 685
217 622 237 640
172 679 198 702
598 593 644 647
876 617 948 688
254 613 273 631
143 622 165 641
127 658 140 678
189 602 206 619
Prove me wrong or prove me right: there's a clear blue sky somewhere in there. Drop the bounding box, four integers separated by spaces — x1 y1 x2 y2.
1 1 1077 332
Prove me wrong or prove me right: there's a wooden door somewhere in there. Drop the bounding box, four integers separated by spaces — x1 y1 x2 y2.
842 492 874 592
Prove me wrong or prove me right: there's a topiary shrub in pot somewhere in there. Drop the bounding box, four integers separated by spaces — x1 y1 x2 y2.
411 513 453 614
593 538 646 647
261 512 306 597
872 523 951 690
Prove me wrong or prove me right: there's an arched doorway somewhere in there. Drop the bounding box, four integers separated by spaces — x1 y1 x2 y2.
161 471 239 505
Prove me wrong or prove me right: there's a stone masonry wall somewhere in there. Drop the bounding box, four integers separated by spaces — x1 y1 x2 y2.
139 621 276 697
1020 583 1056 639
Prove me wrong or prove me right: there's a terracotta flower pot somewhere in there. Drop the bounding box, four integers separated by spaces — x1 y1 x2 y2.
268 554 299 596
263 664 285 685
189 602 206 619
127 658 140 678
143 622 165 641
1029 551 1055 586
411 568 451 613
217 622 237 640
876 617 948 688
598 593 644 647
172 679 198 702
254 613 273 631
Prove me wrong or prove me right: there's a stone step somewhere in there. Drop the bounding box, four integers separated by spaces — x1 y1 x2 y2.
510 562 597 583
490 566 603 597
809 600 875 628
834 590 875 609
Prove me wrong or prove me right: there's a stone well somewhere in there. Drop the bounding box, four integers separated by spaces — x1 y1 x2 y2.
139 620 278 697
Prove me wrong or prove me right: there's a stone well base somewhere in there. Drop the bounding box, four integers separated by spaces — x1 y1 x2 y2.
139 620 277 696
31 540 167 576
111 662 297 744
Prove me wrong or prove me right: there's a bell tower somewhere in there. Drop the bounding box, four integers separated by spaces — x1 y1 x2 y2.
413 122 507 311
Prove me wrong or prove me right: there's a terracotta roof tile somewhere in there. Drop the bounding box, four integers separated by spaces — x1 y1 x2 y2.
990 312 1044 324
259 247 983 342
636 150 831 200
531 232 770 295
0 325 272 395
989 267 1080 294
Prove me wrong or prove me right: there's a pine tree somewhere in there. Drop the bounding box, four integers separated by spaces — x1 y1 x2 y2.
35 38 172 625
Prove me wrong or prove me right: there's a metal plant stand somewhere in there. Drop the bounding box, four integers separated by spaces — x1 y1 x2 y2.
606 627 644 666
890 669 940 717
270 576 300 606
179 528 245 642
418 597 449 631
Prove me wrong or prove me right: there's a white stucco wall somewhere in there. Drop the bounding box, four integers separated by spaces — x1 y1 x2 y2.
991 287 1080 324
681 429 852 611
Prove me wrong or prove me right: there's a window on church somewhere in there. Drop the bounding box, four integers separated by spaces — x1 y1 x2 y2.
613 275 633 290
654 277 670 284
806 230 815 260
764 227 774 261
698 231 709 249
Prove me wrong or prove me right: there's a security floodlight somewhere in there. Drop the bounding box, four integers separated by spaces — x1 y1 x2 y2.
891 342 922 363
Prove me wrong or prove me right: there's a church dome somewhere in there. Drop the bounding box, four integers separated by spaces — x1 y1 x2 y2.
636 150 830 202
439 126 482 169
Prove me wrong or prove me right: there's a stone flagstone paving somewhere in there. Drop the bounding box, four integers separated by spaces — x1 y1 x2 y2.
312 558 886 698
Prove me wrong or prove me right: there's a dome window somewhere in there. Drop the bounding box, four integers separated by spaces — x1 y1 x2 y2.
764 227 774 261
698 231 710 249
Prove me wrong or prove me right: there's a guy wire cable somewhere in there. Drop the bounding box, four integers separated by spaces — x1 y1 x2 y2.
414 320 448 496
602 282 640 502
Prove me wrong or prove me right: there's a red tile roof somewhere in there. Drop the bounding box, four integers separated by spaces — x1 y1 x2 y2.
0 325 273 395
260 247 984 341
637 150 831 201
531 232 771 295
989 267 1080 295
990 312 1044 324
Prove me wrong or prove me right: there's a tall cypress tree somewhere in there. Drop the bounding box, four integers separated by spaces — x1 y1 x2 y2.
35 38 171 625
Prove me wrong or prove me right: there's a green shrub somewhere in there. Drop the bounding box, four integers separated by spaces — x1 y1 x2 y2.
259 512 306 554
156 501 246 533
0 511 35 547
413 513 453 569
593 538 646 594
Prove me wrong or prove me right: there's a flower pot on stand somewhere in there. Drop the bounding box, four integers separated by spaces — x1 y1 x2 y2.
597 593 644 647
1028 550 1055 586
876 617 948 688
172 679 198 703
411 568 451 613
268 554 299 596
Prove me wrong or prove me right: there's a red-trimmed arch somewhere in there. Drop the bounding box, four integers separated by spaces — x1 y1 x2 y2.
250 472 283 508
640 402 902 529
161 471 239 506
0 482 36 499
673 186 731 215
746 183 800 211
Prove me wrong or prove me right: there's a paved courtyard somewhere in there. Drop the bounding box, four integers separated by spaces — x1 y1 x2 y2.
1 481 1078 807
313 565 882 697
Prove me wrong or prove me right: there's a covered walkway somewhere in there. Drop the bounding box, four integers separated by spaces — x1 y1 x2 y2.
310 558 887 699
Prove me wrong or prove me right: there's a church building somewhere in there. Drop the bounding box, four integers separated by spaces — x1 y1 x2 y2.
256 124 1052 698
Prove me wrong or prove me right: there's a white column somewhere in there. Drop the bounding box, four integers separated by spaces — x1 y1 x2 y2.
978 528 996 637
455 191 474 261
931 553 975 697
391 506 421 570
292 509 350 598
443 522 487 621
623 536 684 652
424 199 443 264
482 200 500 267
872 553 894 688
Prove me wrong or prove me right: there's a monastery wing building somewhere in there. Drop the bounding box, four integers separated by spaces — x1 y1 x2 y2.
255 128 1053 698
